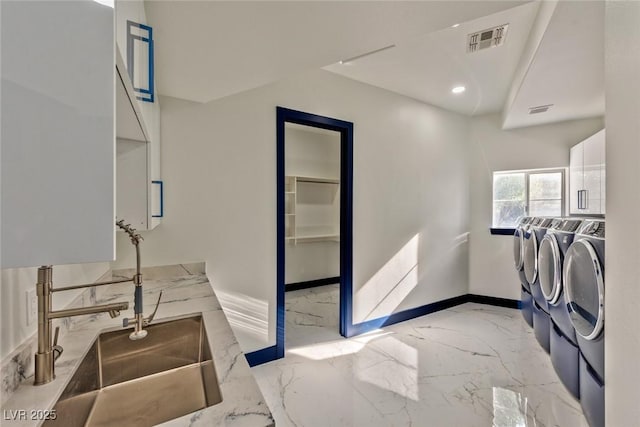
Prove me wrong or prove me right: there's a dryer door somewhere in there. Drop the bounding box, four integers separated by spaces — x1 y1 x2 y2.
513 228 524 270
539 233 562 303
563 240 604 340
523 229 538 285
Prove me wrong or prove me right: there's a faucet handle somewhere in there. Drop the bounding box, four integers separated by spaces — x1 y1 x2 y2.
144 291 163 326
52 326 63 362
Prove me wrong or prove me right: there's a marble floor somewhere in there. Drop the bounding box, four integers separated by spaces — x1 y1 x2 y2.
251 285 589 427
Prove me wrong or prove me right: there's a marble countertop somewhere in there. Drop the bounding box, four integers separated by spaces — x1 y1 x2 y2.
1 264 274 427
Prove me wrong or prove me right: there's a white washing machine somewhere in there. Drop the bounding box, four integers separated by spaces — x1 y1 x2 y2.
513 216 533 327
523 217 561 352
564 219 605 427
538 218 582 399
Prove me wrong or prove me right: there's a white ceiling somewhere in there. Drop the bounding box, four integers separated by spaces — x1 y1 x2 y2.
146 0 605 129
501 0 604 129
324 2 540 116
146 0 528 103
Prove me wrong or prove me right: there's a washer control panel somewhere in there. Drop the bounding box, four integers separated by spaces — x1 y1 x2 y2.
578 220 605 238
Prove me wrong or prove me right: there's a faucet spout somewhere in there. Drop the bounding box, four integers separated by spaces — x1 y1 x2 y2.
47 302 130 320
116 219 159 341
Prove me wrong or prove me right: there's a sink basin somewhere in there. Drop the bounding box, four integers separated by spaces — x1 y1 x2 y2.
45 314 222 427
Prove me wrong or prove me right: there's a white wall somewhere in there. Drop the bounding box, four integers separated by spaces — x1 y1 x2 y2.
285 126 340 179
0 263 109 360
604 1 640 424
468 113 604 299
285 126 340 284
114 69 470 352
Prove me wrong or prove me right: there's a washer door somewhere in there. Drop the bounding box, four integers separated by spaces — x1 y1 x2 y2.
563 240 604 340
513 228 524 270
523 229 538 285
539 234 562 303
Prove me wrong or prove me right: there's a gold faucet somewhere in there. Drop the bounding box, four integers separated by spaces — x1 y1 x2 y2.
34 220 161 385
34 265 130 385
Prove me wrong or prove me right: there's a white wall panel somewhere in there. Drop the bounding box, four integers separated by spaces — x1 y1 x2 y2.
1 0 115 268
113 69 470 351
604 1 640 424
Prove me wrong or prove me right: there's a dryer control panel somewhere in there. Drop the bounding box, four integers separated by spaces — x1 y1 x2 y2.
560 219 582 233
534 217 555 228
517 216 533 226
578 220 605 238
548 218 564 230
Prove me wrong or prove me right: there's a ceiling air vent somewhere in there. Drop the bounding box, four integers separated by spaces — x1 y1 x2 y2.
467 24 508 53
528 104 554 114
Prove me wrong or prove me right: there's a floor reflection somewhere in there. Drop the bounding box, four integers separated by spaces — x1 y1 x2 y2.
252 286 588 427
356 336 418 401
493 387 528 427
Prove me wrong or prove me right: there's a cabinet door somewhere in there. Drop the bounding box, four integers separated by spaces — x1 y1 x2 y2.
569 143 584 215
148 103 163 229
115 0 162 230
117 139 149 230
1 1 115 268
598 130 606 214
116 0 147 88
116 0 157 131
583 130 605 214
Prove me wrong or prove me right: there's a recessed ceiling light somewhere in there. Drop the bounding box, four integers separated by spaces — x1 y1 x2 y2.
338 60 344 65
451 86 466 94
92 0 114 7
451 23 460 28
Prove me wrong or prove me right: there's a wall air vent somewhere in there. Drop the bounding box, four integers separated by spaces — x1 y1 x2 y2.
467 24 508 53
528 104 554 114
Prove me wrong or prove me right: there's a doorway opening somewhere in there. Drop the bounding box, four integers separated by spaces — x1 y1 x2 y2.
276 107 353 358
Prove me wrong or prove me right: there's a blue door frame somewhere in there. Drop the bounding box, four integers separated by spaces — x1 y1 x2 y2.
246 107 522 367
276 106 354 358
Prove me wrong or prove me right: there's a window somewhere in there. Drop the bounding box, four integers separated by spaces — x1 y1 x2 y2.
492 169 565 228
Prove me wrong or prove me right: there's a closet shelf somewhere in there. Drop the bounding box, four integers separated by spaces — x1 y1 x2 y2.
296 176 339 184
285 175 340 244
296 234 340 243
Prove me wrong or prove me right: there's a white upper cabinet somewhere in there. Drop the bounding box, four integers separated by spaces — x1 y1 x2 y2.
569 143 584 216
115 0 162 230
115 0 159 139
1 0 115 268
569 129 606 215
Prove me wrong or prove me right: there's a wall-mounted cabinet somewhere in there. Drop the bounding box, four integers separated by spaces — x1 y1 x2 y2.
1 1 115 268
569 129 606 215
285 176 340 244
115 0 162 230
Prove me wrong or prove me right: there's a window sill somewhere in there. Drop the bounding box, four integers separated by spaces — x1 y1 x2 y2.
490 228 516 236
